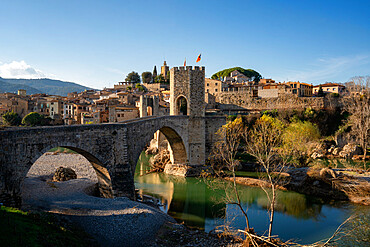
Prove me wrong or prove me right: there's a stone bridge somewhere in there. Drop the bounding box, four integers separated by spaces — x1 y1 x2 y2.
0 115 225 206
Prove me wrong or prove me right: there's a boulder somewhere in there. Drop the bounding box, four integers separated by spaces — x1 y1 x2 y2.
332 147 341 156
339 143 362 159
52 167 77 182
319 168 337 179
311 152 324 159
149 149 171 172
327 145 336 153
310 143 327 158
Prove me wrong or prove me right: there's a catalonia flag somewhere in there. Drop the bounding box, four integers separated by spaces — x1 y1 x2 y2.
196 54 201 63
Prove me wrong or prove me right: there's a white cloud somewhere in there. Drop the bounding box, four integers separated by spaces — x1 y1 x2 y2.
277 54 370 83
0 61 48 79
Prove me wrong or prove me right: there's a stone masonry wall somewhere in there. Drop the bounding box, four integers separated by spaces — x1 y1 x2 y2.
216 92 342 111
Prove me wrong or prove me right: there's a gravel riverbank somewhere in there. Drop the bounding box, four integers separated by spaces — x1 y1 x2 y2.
21 153 241 247
22 153 175 247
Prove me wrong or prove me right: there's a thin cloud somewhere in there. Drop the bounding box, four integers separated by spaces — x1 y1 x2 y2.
278 55 369 83
0 60 49 79
104 67 125 75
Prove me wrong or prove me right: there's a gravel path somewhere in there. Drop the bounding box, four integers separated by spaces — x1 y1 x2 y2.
22 153 175 247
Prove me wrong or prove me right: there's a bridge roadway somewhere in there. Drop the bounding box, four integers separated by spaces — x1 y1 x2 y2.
0 115 225 206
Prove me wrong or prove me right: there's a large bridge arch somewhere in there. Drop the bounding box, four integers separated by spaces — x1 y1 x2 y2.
23 144 113 198
124 116 189 175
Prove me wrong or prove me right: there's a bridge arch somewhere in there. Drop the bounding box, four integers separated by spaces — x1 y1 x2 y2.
22 144 113 199
128 123 188 175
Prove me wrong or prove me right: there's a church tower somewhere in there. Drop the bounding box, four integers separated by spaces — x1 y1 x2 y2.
161 61 169 81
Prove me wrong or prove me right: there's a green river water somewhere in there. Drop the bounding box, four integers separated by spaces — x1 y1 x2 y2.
134 152 368 245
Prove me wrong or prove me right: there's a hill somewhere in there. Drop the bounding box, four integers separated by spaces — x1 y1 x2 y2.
0 77 93 96
0 79 42 94
211 67 262 82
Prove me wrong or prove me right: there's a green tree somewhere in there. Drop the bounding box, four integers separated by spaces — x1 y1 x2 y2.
2 111 21 126
135 83 144 91
154 74 165 84
317 85 324 97
211 67 262 82
125 71 141 84
22 112 44 126
283 120 320 166
141 71 152 84
152 66 157 81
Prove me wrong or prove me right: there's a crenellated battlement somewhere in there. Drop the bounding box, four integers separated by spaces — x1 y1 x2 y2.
171 66 205 72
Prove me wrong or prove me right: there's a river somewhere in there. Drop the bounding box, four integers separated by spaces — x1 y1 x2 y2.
134 152 368 244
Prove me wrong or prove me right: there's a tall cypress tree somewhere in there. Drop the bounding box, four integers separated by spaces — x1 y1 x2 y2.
152 66 157 82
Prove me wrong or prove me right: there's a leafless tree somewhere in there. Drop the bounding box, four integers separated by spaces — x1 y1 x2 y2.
243 115 291 241
344 76 370 169
211 117 251 230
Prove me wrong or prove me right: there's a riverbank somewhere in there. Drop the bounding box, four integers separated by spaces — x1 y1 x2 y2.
225 167 370 205
21 152 241 246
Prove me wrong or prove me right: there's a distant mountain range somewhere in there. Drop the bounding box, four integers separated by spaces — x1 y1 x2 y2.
0 77 93 96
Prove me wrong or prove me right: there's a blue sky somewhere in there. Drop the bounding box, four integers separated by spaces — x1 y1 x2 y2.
0 0 369 89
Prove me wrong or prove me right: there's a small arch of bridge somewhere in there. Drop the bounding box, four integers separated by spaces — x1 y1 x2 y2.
25 144 113 198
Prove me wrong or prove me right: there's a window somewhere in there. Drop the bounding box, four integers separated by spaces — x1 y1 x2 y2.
206 83 209 86
207 89 209 92
215 89 218 92
215 83 218 86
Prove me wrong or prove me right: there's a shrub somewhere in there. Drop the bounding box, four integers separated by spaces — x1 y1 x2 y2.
21 112 44 126
2 111 21 126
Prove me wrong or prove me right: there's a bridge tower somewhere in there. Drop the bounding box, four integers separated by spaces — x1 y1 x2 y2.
170 66 205 166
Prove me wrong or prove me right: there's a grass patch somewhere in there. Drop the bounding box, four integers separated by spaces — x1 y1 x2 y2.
48 147 78 154
0 206 96 247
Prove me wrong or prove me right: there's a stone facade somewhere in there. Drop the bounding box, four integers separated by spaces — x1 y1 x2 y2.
216 92 342 111
170 66 206 166
0 115 225 207
170 66 205 117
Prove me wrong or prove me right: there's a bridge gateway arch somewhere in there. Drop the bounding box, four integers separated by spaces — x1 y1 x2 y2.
0 66 225 207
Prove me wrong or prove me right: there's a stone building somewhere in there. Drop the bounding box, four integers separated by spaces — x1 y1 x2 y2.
161 61 169 81
205 78 222 95
109 105 139 122
284 81 313 97
258 83 291 98
313 83 345 95
0 93 30 118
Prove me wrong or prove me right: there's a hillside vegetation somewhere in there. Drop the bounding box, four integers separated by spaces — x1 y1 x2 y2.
0 79 42 95
0 77 92 96
211 67 262 82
